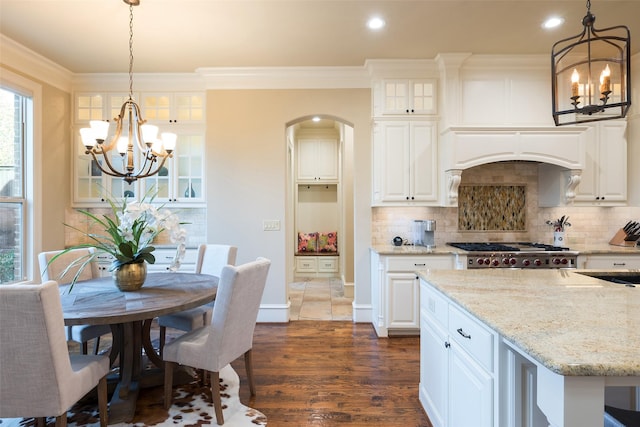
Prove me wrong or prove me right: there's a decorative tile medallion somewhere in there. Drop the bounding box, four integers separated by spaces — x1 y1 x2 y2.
458 185 526 231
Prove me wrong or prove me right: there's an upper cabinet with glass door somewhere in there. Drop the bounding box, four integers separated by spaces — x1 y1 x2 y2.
72 91 205 206
140 93 205 125
139 92 206 205
373 79 437 117
73 92 140 205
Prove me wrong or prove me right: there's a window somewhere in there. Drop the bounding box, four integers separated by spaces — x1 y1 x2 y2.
0 87 28 283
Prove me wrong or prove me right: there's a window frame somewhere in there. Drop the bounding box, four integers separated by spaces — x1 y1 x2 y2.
1 68 43 282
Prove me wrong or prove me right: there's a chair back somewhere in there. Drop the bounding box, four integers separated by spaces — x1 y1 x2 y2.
208 257 270 369
39 248 99 285
0 281 76 417
195 244 238 277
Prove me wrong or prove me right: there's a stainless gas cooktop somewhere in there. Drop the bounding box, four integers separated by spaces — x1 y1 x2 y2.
447 242 578 269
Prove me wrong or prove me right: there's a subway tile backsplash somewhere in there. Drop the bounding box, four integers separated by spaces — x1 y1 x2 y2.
372 162 640 247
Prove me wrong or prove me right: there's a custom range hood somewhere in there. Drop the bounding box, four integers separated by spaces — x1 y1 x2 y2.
439 126 587 206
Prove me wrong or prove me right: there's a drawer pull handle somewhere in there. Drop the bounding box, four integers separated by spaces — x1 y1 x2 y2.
414 263 426 267
457 328 471 339
444 341 450 348
613 263 626 266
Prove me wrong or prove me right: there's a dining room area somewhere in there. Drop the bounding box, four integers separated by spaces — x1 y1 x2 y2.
0 240 274 427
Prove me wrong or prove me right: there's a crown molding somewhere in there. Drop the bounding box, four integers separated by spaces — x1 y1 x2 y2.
195 66 370 89
71 73 206 92
0 34 72 92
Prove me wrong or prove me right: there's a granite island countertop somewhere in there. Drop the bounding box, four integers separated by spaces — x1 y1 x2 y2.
417 269 640 377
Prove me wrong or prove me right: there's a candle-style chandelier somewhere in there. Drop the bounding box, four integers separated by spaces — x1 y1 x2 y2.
551 0 631 126
80 0 175 184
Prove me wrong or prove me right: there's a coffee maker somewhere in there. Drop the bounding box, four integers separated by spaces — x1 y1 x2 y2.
412 220 436 248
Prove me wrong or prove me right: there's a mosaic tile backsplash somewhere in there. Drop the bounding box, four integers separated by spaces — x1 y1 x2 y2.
458 185 526 231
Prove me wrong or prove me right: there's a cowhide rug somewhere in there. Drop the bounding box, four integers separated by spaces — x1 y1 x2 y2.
0 365 266 427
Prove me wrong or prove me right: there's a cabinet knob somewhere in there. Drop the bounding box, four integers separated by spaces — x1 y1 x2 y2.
444 341 451 348
406 196 410 200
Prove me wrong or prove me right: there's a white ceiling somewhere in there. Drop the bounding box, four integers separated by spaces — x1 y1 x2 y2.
1 0 639 74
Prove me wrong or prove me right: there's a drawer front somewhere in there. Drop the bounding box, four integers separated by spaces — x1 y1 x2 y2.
448 305 494 372
318 257 338 272
296 257 318 272
585 255 640 270
387 256 453 272
153 248 198 265
420 282 448 330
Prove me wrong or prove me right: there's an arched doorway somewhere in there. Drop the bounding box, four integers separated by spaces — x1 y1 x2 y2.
285 115 354 320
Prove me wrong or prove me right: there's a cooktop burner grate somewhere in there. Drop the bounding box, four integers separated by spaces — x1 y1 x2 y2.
447 242 570 252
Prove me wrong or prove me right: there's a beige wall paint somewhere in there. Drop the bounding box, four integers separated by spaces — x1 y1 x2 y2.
40 84 71 254
206 89 371 313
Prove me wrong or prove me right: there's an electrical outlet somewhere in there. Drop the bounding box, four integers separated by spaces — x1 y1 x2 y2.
263 220 280 231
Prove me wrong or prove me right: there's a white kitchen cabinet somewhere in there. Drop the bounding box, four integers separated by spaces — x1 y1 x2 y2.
574 120 627 205
372 120 438 206
376 79 437 116
420 281 496 427
577 253 640 269
296 138 339 182
371 252 453 337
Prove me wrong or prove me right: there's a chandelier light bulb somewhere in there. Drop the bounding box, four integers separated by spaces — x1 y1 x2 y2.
117 137 129 155
89 120 110 141
571 69 580 98
141 124 159 146
161 132 177 152
80 128 97 148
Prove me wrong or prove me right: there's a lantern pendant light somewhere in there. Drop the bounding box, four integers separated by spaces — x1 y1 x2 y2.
551 0 631 126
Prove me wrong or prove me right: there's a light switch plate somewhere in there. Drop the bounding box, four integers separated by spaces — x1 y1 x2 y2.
263 220 280 231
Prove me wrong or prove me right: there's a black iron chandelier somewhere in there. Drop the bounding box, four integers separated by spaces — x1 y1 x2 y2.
80 0 175 184
551 0 631 126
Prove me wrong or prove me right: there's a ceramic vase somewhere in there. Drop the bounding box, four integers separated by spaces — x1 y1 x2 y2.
113 262 147 292
553 231 566 247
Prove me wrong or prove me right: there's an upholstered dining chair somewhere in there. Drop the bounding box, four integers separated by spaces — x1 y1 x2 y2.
0 281 110 426
158 244 238 354
163 257 271 425
39 248 112 355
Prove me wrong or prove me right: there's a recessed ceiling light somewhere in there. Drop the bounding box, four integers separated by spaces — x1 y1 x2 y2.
367 16 385 30
312 116 321 122
542 16 565 29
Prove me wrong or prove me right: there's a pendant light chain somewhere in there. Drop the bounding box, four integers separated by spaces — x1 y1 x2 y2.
128 3 135 100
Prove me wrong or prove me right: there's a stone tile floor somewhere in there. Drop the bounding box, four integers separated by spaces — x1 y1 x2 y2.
289 278 353 321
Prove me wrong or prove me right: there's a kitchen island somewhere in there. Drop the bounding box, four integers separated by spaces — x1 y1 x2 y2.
418 269 640 427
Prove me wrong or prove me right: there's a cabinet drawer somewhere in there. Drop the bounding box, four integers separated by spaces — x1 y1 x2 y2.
584 255 640 269
387 256 453 272
420 282 448 330
318 257 338 272
448 305 494 372
296 257 318 272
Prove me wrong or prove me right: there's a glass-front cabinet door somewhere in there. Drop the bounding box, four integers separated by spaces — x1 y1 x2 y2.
141 131 204 204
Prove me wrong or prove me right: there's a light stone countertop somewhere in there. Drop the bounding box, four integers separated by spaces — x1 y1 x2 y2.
417 269 640 377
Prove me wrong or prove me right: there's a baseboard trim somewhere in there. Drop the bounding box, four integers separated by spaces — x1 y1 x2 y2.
257 303 290 323
352 302 372 323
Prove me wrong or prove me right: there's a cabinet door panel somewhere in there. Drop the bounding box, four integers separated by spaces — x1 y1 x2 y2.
411 122 438 202
449 345 493 427
387 273 419 329
380 122 411 201
420 316 448 427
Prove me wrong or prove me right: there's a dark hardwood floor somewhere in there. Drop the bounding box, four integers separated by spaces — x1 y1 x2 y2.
230 321 433 427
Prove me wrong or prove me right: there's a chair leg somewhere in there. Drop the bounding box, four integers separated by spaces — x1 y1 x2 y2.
92 337 101 355
54 413 67 427
244 349 256 396
36 417 46 427
97 376 108 427
210 370 224 425
159 326 167 357
164 361 175 409
81 341 88 355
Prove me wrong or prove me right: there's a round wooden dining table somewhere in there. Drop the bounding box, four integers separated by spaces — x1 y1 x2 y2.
59 272 218 424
